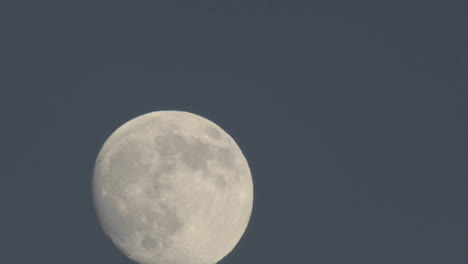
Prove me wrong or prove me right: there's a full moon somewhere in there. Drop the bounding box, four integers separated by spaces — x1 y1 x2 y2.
92 111 253 264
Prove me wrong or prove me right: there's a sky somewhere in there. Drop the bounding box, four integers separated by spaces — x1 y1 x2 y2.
2 1 466 263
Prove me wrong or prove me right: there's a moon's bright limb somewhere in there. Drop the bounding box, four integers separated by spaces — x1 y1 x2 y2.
92 111 253 264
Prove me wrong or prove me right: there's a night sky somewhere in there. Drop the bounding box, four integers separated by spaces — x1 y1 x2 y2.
2 1 466 263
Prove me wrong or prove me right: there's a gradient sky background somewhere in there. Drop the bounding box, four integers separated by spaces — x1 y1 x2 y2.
2 1 466 263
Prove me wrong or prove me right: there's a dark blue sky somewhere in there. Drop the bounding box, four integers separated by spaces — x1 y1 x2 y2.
2 1 466 263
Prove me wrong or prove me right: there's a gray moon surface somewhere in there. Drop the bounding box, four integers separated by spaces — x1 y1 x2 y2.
92 111 253 264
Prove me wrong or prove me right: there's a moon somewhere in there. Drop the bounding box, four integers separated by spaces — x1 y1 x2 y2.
92 111 253 264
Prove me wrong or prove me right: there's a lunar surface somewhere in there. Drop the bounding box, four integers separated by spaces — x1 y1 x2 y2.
92 111 253 264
